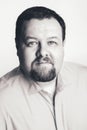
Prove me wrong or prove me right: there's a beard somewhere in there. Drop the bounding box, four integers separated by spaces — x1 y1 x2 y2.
30 60 56 82
20 56 56 82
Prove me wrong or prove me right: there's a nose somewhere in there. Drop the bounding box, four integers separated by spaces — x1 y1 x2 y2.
36 42 49 58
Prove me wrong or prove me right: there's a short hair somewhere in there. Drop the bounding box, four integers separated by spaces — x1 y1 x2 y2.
15 6 66 48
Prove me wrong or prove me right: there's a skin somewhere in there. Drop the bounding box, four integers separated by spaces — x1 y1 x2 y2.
17 17 64 82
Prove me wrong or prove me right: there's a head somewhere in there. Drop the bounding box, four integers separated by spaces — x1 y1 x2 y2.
15 6 66 82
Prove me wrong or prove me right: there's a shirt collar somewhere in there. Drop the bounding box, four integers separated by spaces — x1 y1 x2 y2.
17 67 64 95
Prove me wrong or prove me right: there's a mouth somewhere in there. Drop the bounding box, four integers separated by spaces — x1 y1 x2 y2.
36 61 53 65
33 57 54 66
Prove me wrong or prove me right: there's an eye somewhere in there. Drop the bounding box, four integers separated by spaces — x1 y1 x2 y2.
25 41 38 47
48 41 58 46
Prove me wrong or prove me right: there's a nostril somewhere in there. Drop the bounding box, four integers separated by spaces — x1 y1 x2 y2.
36 48 42 58
36 49 49 58
35 42 41 57
46 54 48 57
36 42 49 58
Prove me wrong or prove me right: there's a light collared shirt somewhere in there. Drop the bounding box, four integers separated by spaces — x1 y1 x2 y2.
0 62 87 130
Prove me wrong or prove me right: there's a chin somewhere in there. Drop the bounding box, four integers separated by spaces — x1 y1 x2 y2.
30 67 56 82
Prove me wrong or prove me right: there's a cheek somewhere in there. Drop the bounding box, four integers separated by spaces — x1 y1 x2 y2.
53 48 64 70
19 48 36 67
24 50 35 65
53 47 64 60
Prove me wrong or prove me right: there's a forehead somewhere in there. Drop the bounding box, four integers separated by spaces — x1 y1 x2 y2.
22 18 62 38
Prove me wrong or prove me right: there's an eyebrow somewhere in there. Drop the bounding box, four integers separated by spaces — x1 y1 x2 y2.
24 36 60 41
47 36 60 40
25 36 38 40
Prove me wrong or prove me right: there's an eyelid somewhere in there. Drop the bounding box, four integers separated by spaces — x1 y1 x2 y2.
48 40 58 45
24 40 38 47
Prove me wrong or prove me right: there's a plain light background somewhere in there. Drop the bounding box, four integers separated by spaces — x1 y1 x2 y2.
0 0 87 77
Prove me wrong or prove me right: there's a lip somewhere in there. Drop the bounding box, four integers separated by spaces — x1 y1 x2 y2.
36 61 52 65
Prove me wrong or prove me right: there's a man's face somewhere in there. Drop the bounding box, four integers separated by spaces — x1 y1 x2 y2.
18 18 64 82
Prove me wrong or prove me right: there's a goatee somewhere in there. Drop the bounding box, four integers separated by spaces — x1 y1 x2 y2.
30 67 56 82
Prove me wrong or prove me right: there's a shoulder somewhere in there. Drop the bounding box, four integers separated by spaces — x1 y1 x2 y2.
61 61 87 78
57 62 87 104
57 62 87 101
60 61 87 88
0 67 22 102
0 67 34 104
61 61 87 73
0 67 19 88
0 67 23 92
0 68 24 124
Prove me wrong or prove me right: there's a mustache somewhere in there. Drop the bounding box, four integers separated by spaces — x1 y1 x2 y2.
33 56 54 65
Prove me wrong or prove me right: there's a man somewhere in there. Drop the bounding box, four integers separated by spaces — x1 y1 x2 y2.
0 6 87 130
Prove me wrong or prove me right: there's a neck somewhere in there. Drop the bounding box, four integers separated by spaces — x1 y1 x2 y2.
36 77 57 97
